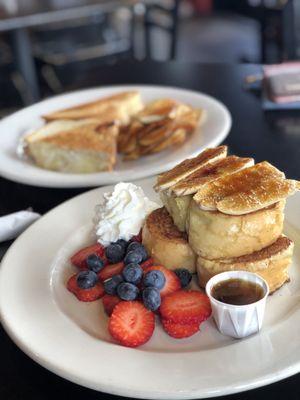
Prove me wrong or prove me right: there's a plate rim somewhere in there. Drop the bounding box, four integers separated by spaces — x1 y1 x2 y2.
0 84 231 188
1 179 299 399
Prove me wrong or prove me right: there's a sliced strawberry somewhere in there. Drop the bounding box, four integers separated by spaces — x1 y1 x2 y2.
144 265 181 298
108 301 155 347
98 262 124 282
130 230 142 243
161 318 200 339
67 274 105 302
70 243 105 270
160 290 212 323
102 294 121 316
140 258 154 270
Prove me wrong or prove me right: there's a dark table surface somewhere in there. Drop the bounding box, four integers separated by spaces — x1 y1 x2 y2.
0 60 300 400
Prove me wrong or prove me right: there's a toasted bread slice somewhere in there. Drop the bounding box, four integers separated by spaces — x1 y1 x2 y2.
25 119 118 173
142 207 196 273
154 146 228 192
171 156 254 196
43 91 143 125
197 235 294 293
188 199 285 259
193 161 299 215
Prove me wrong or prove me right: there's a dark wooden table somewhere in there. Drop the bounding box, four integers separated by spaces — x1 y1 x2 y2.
0 61 300 400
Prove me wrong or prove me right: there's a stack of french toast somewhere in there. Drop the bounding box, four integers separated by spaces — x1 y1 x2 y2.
143 146 300 293
24 92 203 173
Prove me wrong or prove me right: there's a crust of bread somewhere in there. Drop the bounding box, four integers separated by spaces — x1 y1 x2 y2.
188 198 285 259
43 91 143 124
154 146 228 191
142 207 196 273
197 236 294 293
193 161 297 215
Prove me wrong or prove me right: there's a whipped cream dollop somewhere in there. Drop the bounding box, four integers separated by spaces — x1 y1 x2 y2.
95 182 159 246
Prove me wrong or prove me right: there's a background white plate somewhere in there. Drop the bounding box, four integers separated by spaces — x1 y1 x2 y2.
0 85 231 188
1 177 300 399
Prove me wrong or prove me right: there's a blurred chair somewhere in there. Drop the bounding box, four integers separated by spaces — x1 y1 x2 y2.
144 0 180 60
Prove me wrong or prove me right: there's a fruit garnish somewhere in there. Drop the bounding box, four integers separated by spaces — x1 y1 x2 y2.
174 268 192 288
124 250 143 265
140 258 154 270
160 290 212 323
143 270 166 290
98 262 124 281
142 287 161 311
144 265 180 298
76 270 98 289
161 318 200 339
130 230 142 243
104 274 123 295
117 282 139 301
122 263 143 284
70 243 105 269
67 274 104 302
86 254 105 273
102 294 121 316
126 242 148 262
105 242 126 264
108 301 155 347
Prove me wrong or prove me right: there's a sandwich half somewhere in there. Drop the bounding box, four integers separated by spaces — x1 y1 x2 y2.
24 119 118 173
43 91 143 125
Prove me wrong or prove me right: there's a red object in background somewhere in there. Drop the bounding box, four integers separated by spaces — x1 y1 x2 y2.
189 0 212 14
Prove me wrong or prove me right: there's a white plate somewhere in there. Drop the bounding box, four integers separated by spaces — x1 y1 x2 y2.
1 178 300 399
0 85 231 188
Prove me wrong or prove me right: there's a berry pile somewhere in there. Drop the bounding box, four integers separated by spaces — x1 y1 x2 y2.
66 233 211 347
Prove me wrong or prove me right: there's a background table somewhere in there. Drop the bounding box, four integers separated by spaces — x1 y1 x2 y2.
0 61 300 400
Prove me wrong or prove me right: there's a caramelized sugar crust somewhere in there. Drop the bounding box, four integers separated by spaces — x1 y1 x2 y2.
172 155 254 195
154 146 227 191
194 161 297 215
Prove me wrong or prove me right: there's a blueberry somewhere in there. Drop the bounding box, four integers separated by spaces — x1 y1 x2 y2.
104 274 123 295
117 282 139 301
174 268 192 288
122 263 143 284
142 287 161 311
143 270 166 290
76 270 98 289
86 254 104 273
116 239 128 252
127 242 148 262
124 250 143 265
105 243 125 264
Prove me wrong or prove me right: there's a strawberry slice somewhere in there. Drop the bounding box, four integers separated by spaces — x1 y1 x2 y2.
67 274 105 302
140 258 154 270
98 262 124 282
144 265 180 298
161 318 200 339
102 294 121 316
108 301 155 347
70 243 105 269
160 290 212 323
130 230 142 243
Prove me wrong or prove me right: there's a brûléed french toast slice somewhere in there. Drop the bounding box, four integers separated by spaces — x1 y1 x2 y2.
197 235 294 293
43 91 143 125
142 207 196 273
25 119 118 173
193 161 299 215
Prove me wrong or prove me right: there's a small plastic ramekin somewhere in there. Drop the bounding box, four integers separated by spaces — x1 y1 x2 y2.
206 271 269 339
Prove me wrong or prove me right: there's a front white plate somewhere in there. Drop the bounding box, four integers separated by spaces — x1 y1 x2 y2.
0 177 300 399
0 85 231 188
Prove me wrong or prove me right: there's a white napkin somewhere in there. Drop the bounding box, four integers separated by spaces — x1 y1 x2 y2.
0 210 41 242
